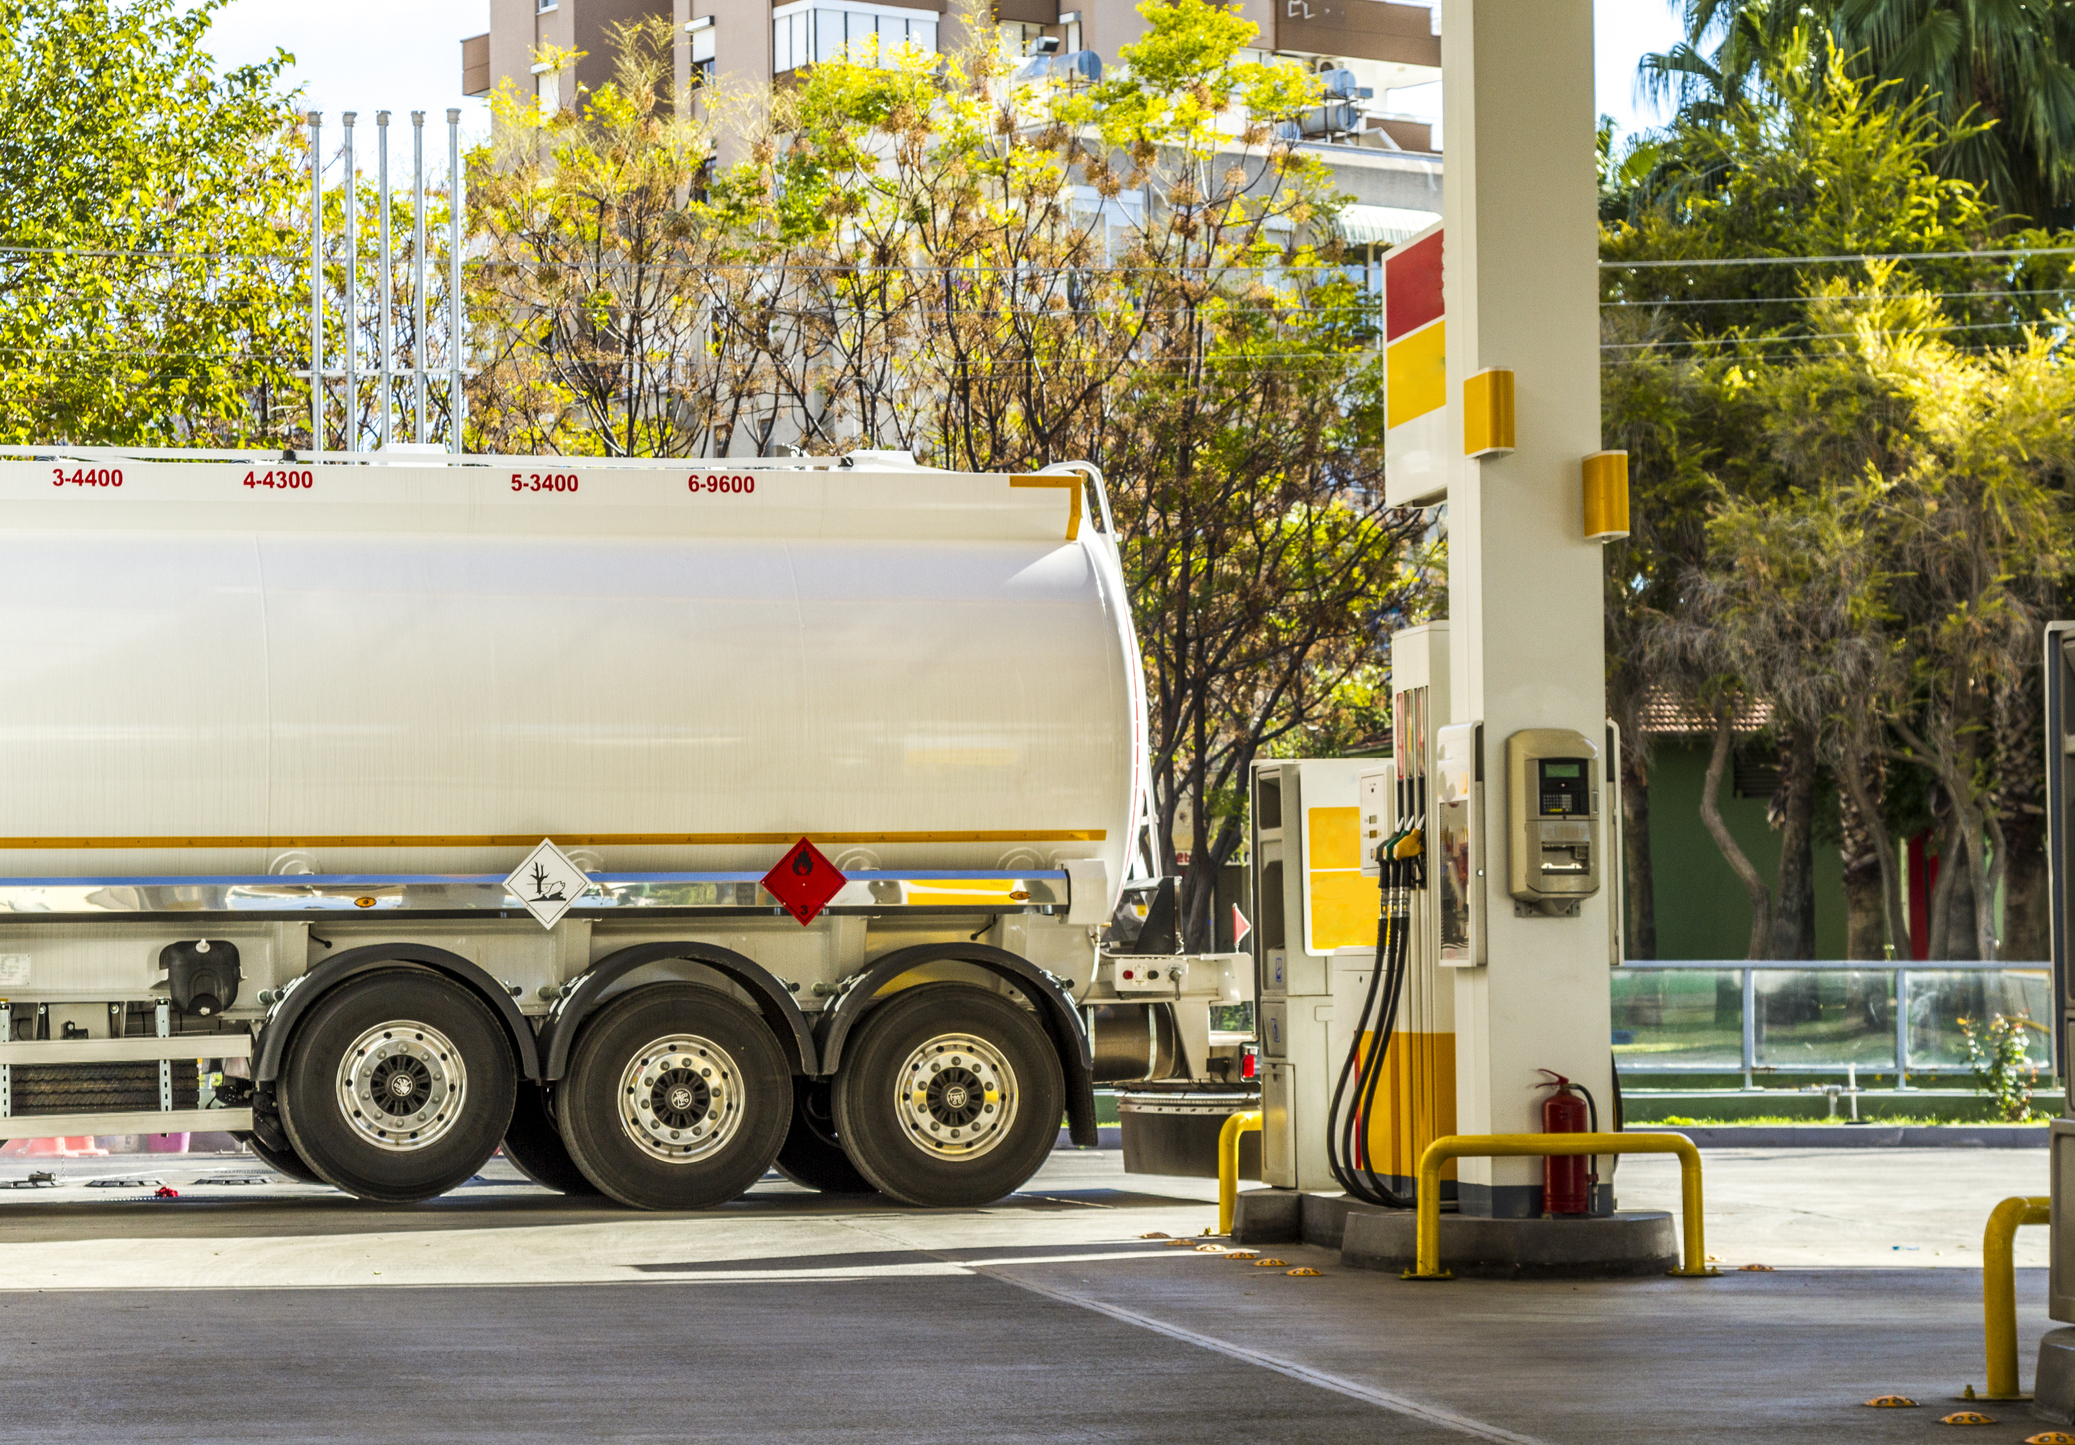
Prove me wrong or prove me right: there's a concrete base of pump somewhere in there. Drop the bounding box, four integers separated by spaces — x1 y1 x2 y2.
2031 1328 2075 1421
1231 1188 1679 1278
1340 1208 1679 1279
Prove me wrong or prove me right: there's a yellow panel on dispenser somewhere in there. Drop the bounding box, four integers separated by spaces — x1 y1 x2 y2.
1357 1030 1459 1182
1306 806 1375 951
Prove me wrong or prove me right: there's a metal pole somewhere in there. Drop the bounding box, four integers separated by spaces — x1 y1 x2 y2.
412 112 428 447
1741 967 1757 1091
377 111 393 451
307 111 323 460
1896 968 1914 1090
447 108 465 454
342 111 358 453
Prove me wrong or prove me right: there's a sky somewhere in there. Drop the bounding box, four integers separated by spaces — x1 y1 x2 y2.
196 0 1690 149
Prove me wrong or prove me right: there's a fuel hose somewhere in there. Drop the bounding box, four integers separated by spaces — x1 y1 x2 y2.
1326 826 1419 1209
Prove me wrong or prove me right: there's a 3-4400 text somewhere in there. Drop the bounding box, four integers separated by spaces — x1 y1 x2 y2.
52 467 121 488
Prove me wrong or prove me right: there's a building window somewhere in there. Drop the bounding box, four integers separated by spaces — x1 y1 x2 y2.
689 19 716 88
772 2 939 74
998 20 1047 57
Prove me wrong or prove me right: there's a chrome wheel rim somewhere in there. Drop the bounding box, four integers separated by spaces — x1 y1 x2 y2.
896 1033 1017 1162
336 1019 467 1151
618 1034 743 1164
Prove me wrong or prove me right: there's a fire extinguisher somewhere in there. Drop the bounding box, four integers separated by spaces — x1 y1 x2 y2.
1535 1070 1596 1216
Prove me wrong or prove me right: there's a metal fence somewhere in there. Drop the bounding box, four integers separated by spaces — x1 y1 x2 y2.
1611 960 2052 1088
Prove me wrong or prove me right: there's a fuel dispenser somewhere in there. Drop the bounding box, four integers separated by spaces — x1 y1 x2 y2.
1251 624 1631 1217
1250 755 1391 1190
1253 624 1455 1197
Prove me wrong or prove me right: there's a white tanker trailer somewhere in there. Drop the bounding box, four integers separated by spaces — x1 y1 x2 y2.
0 448 1248 1209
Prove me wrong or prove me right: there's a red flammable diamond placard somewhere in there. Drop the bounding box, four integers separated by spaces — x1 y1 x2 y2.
761 837 847 927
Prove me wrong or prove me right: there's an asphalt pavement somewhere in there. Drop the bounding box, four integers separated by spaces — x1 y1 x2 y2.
0 1145 2051 1443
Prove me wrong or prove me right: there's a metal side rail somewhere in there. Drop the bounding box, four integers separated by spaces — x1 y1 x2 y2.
1406 1132 1720 1280
1980 1195 2051 1401
0 1030 255 1140
1217 1110 1263 1235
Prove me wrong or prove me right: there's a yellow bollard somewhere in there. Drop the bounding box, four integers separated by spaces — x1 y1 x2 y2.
1217 1109 1263 1237
1407 1132 1719 1280
1982 1195 2051 1401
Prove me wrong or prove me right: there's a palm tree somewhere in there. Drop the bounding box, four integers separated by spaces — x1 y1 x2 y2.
1639 0 2075 223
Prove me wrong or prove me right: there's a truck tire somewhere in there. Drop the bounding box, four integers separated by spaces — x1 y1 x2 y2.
831 984 1062 1208
502 1083 600 1196
558 984 790 1210
773 1076 875 1194
237 1129 325 1185
277 968 517 1203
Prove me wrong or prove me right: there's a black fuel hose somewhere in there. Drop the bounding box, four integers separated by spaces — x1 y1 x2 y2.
1326 838 1415 1209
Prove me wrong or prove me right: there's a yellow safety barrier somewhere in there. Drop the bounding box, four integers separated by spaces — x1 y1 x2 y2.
1217 1110 1263 1236
1408 1131 1720 1280
1982 1195 2051 1401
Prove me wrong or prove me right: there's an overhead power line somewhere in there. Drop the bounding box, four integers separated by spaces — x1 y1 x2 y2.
1603 245 2075 269
1603 286 2075 307
1601 317 2056 351
1604 337 2059 366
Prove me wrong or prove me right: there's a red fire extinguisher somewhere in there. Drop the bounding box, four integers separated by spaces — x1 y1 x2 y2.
1536 1070 1592 1216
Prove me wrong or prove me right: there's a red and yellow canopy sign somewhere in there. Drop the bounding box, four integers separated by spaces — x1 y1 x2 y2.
1383 222 1448 506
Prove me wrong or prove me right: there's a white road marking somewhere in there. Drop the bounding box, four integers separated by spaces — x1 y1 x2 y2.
830 1213 1550 1445
980 1266 1553 1445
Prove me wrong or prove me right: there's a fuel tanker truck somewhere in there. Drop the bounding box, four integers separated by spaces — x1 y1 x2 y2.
0 448 1251 1209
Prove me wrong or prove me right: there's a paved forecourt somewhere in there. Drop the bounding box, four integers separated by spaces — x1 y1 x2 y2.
0 1146 2048 1444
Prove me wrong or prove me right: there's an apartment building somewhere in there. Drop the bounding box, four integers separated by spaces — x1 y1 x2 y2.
461 0 1442 227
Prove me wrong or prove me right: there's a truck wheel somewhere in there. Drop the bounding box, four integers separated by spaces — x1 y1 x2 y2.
237 1130 324 1185
773 1076 875 1194
502 1083 599 1195
558 984 789 1210
831 984 1062 1208
277 968 517 1203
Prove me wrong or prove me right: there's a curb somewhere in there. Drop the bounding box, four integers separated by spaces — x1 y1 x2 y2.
1052 1122 2049 1151
1647 1124 2048 1148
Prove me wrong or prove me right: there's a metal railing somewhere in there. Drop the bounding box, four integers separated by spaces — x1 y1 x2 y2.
1217 1109 1262 1236
1980 1195 2051 1401
1405 1132 1719 1280
1611 960 2052 1089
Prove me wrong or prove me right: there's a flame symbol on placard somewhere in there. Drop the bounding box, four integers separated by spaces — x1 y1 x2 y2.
792 851 815 876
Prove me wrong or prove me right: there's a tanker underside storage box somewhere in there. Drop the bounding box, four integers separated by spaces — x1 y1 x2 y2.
1119 1087 1260 1179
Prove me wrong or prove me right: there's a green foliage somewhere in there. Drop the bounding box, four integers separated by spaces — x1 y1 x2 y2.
467 3 1436 945
1604 41 2050 345
471 19 719 455
1604 41 2075 962
1643 0 2075 223
0 0 305 443
1959 1014 2041 1122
